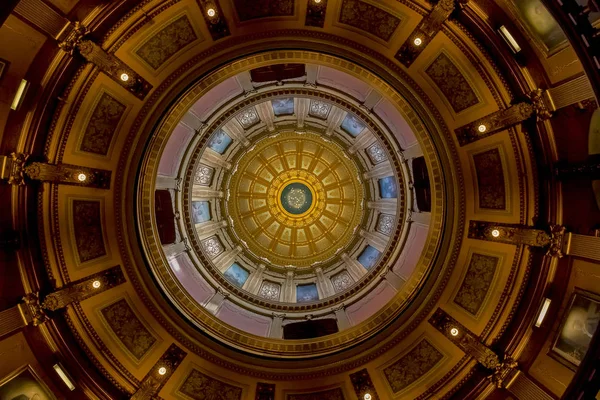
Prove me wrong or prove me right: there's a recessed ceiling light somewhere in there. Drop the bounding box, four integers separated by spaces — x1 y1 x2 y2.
92 280 101 288
364 394 372 400
77 173 87 182
491 229 500 237
207 8 216 17
413 37 422 46
120 73 129 82
477 124 487 133
450 327 459 336
158 366 167 375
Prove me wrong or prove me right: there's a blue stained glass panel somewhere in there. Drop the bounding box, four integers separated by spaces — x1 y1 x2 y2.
358 245 381 269
378 176 398 198
272 98 295 116
208 130 233 154
296 283 319 303
223 263 249 287
340 113 365 137
191 201 211 224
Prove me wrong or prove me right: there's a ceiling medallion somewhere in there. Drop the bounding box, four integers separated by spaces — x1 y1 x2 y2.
226 132 365 268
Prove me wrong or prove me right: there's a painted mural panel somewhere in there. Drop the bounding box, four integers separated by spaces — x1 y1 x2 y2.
512 0 572 53
72 200 106 263
208 130 233 154
296 283 319 303
223 263 250 287
135 15 198 70
358 245 381 269
378 176 398 198
178 369 242 399
453 253 499 315
233 0 294 21
551 289 600 368
100 299 157 361
80 92 126 156
383 339 444 393
0 367 56 400
287 388 345 400
339 0 400 41
272 98 295 116
472 148 506 210
340 114 365 137
425 53 479 114
191 201 211 224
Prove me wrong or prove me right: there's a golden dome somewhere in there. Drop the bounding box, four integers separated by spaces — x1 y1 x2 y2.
226 131 365 267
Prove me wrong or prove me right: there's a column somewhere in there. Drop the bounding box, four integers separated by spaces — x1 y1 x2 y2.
0 305 30 338
283 269 295 302
255 102 275 131
296 98 310 129
564 233 600 261
315 267 335 298
195 220 228 240
201 150 232 170
213 246 242 273
363 162 394 180
546 75 594 110
341 253 367 281
131 344 187 400
222 119 251 147
244 264 266 294
348 130 376 154
326 108 346 135
205 288 228 314
236 71 255 93
359 229 388 252
191 187 224 200
333 306 351 330
367 199 397 214
269 314 285 338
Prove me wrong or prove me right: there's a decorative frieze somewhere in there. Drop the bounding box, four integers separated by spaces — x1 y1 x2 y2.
131 344 187 400
396 0 456 67
468 221 566 257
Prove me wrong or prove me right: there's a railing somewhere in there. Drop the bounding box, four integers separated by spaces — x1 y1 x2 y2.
541 0 600 101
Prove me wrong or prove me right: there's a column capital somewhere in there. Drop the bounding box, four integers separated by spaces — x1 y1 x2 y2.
58 21 88 54
528 88 553 121
489 356 519 388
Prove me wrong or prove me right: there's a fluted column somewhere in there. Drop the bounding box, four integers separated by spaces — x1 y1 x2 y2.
244 264 266 294
333 305 351 330
213 246 242 273
315 267 335 298
223 120 251 147
195 220 228 240
367 199 397 214
283 269 295 302
191 187 224 200
201 150 232 170
348 130 376 154
269 314 285 338
359 229 388 252
326 108 346 135
296 98 310 129
564 233 600 261
363 162 394 180
256 102 275 131
341 253 367 281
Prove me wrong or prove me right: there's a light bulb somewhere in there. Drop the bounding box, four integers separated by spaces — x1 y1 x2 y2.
77 173 87 182
414 37 422 46
491 229 500 238
450 327 459 336
158 367 167 375
92 280 101 289
207 8 216 17
477 124 487 133
120 73 129 82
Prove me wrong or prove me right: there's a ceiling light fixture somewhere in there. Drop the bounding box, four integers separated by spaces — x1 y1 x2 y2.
413 37 423 46
77 173 87 182
53 364 76 391
477 124 487 133
364 394 372 400
11 79 30 111
450 327 459 336
498 25 522 54
535 298 552 327
491 229 500 237
92 280 101 289
158 367 167 375
207 8 216 17
120 73 129 82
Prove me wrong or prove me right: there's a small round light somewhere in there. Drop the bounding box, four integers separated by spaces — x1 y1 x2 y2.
491 229 500 238
450 327 459 336
158 367 167 375
314 0 322 3
92 280 101 289
207 8 216 17
120 73 130 82
477 124 487 133
77 173 87 182
364 394 372 400
413 37 423 46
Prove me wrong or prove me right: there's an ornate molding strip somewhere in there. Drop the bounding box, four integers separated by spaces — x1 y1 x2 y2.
131 343 187 399
305 0 328 28
59 23 152 99
41 266 125 311
395 0 457 67
350 368 379 399
197 0 231 41
468 220 566 257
